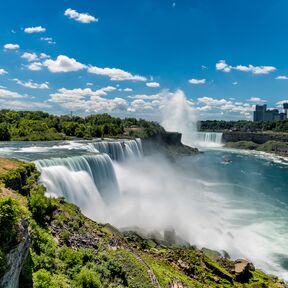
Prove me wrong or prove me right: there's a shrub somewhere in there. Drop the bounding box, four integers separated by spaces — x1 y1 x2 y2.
75 267 102 288
0 197 19 244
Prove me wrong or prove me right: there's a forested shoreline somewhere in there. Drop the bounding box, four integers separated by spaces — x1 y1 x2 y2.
0 110 164 141
200 120 288 133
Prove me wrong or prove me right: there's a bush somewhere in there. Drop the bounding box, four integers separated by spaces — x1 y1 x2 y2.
0 197 19 244
29 186 57 226
75 267 102 288
33 269 51 288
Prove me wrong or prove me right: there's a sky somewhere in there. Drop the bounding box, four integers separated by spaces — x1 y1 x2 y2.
1 0 288 120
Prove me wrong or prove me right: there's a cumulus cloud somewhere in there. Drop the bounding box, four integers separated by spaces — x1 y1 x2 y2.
40 37 56 44
216 60 276 75
27 62 43 71
123 88 133 92
64 8 98 23
13 78 49 89
0 99 51 110
128 94 161 100
21 52 38 62
4 43 20 50
88 66 146 81
275 75 288 80
49 86 126 113
216 60 231 72
197 96 254 118
44 55 86 73
0 69 7 75
146 82 160 88
247 97 267 103
0 88 24 98
188 78 206 85
24 26 46 33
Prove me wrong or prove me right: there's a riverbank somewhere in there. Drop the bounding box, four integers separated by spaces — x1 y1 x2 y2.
0 158 286 287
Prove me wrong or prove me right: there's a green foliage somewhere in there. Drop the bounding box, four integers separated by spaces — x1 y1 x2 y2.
0 123 10 141
75 267 102 288
29 186 58 227
0 109 164 141
32 269 52 288
0 162 36 195
200 119 288 132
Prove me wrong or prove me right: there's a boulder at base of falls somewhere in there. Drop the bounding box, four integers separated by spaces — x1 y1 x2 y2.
233 259 255 283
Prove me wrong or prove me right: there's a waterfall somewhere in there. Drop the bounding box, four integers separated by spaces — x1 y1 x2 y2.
35 154 119 204
193 132 223 148
86 139 143 161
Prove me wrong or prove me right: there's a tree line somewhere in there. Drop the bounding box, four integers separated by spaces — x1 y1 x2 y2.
199 120 288 133
0 110 164 141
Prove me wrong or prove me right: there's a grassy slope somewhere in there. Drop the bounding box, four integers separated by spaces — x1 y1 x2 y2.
0 158 286 287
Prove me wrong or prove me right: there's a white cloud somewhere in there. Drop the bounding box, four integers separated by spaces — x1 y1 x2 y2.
49 86 126 112
247 97 267 103
123 88 133 92
0 99 51 110
146 82 160 88
0 88 24 98
13 78 49 89
4 43 20 50
88 66 146 81
40 53 50 59
0 69 7 75
40 37 56 44
21 52 38 62
216 60 276 75
27 62 43 71
24 26 46 33
188 78 206 85
198 96 231 106
64 8 98 23
44 55 86 73
275 75 288 80
234 64 276 74
128 94 160 100
216 60 232 72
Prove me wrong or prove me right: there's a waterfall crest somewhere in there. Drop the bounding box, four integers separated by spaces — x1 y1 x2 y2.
35 154 119 202
194 132 223 148
86 139 143 161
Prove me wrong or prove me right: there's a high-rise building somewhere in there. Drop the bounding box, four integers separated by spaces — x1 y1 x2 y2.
253 103 287 122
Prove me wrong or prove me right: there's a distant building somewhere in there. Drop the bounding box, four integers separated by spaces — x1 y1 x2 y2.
253 103 287 122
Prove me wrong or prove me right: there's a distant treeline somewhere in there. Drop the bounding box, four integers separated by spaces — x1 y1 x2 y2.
0 110 164 141
200 120 288 133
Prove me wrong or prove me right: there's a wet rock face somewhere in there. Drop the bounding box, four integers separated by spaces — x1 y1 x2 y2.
0 220 31 288
233 259 255 283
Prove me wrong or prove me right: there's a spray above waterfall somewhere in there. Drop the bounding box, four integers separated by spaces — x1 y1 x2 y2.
161 89 223 148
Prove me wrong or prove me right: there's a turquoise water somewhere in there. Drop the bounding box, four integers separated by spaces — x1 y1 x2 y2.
0 140 287 279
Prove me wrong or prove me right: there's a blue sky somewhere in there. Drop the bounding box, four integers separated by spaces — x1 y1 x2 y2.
1 0 288 120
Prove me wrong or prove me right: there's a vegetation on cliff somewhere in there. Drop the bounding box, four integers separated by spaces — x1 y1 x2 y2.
0 159 287 287
0 110 164 141
200 119 288 133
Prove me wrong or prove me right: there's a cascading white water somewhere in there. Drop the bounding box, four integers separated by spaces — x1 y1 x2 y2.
86 139 143 161
35 154 119 203
193 132 223 148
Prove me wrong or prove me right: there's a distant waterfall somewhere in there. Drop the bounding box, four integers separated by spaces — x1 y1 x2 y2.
35 154 119 204
193 132 223 148
86 139 143 161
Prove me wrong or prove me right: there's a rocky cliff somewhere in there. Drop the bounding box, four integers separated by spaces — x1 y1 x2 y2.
223 132 288 144
141 132 198 159
0 158 287 287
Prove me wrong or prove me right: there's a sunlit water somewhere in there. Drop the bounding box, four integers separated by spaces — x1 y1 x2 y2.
0 139 287 280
